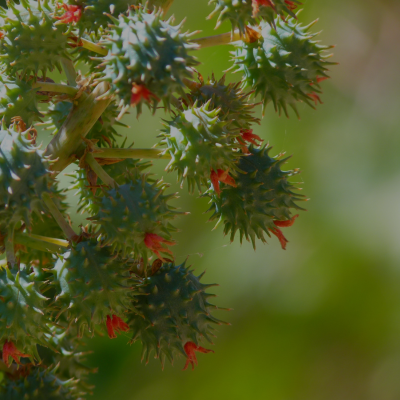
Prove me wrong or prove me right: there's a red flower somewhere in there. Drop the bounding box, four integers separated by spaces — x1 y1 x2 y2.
183 342 214 370
269 214 299 249
55 4 82 24
237 129 263 153
144 233 175 262
2 340 30 367
106 315 129 339
131 83 159 106
210 169 237 196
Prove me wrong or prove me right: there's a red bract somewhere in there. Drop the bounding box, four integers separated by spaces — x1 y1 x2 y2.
270 214 299 249
144 233 175 262
131 83 159 106
55 4 82 24
2 340 30 367
183 342 214 370
237 129 263 153
210 169 237 196
106 315 129 339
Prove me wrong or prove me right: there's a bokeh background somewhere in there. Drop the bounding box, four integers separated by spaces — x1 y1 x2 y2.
44 0 400 399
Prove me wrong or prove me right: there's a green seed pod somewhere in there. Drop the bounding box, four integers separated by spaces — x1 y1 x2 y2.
208 0 301 34
0 0 71 78
0 365 80 400
0 122 56 232
185 74 260 132
206 145 306 248
0 73 45 126
129 261 225 366
91 170 179 259
0 265 52 362
98 6 199 115
232 17 334 117
52 238 134 337
159 102 240 193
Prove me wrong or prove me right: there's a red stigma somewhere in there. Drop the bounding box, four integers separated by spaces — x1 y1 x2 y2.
131 83 159 106
284 0 298 11
144 233 175 262
2 340 30 367
269 214 299 249
210 169 237 196
183 342 214 370
308 92 323 105
252 0 275 16
55 4 82 24
106 315 129 339
237 129 263 153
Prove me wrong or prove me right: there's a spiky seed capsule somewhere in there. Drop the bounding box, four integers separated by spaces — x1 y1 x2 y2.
0 365 81 400
0 122 56 232
185 74 260 131
207 145 306 248
52 238 134 337
0 0 71 78
232 17 334 117
159 102 240 193
99 6 199 114
91 169 179 259
129 261 225 367
208 0 301 34
0 73 45 125
0 265 52 362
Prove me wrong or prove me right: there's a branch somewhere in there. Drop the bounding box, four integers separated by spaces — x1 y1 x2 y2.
5 225 16 267
14 233 69 254
45 82 112 174
191 30 242 49
42 193 78 242
93 147 171 160
61 58 77 87
79 38 108 56
85 153 117 188
32 82 79 96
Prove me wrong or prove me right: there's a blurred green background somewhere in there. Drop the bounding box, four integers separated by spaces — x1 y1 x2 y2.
55 0 400 399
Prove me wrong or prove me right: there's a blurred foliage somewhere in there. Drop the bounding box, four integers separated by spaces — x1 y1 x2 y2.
45 0 400 399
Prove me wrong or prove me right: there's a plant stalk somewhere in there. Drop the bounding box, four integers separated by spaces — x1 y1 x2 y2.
80 38 108 56
85 153 117 188
32 82 79 96
45 82 112 174
5 225 16 267
14 233 69 253
61 58 78 87
93 147 171 160
191 30 242 49
42 193 78 242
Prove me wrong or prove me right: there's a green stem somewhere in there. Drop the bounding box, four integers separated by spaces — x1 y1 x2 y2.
85 153 117 188
61 58 77 87
14 233 69 253
5 225 16 267
191 31 242 49
93 147 171 160
45 82 112 174
80 38 108 56
32 82 79 96
42 193 78 241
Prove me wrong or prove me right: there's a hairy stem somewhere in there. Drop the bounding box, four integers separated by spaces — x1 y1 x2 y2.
61 58 78 87
32 82 79 96
93 147 171 160
191 31 242 49
85 153 117 188
5 225 16 267
45 82 112 174
14 233 69 253
42 193 78 242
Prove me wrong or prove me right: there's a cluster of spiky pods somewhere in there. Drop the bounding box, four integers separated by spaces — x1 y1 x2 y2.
0 0 334 398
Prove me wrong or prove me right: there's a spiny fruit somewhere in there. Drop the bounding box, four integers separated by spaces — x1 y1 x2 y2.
208 0 301 34
232 17 334 117
129 261 226 367
98 5 199 115
52 238 134 337
0 73 44 125
91 169 179 259
159 102 240 193
0 265 52 363
0 0 70 78
207 144 306 248
185 74 260 131
0 121 55 232
0 364 80 400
